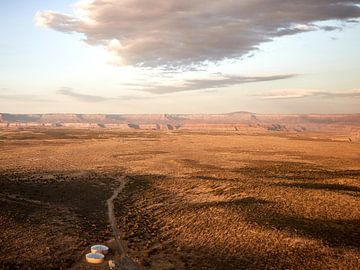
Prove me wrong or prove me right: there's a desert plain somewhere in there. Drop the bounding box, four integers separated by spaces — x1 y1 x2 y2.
0 125 359 269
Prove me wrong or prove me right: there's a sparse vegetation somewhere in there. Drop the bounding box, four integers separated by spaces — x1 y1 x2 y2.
0 128 359 269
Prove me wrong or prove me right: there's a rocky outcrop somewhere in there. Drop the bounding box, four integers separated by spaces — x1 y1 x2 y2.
268 124 287 132
128 123 140 129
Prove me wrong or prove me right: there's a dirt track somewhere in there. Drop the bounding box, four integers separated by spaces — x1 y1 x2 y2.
107 175 141 270
107 175 128 256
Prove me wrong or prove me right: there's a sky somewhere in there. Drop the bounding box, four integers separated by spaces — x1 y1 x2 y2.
0 0 360 114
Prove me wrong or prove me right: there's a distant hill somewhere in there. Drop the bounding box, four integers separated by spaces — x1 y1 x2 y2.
1 113 360 138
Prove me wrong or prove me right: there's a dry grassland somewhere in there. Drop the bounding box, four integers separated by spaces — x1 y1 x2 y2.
0 128 359 269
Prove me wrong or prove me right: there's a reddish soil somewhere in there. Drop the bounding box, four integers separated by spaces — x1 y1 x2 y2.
0 127 359 269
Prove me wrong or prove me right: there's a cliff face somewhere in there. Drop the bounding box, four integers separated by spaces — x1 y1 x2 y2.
1 112 359 134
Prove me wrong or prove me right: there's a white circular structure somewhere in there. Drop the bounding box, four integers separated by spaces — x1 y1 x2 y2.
85 253 104 264
91 244 109 255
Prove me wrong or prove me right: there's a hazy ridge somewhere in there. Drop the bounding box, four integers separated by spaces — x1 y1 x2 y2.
1 112 360 137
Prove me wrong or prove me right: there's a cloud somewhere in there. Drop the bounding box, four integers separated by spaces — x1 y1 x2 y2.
255 89 360 99
320 25 343 31
140 74 297 94
35 1 360 67
319 89 360 98
57 87 110 102
57 87 151 102
0 88 51 102
0 94 49 102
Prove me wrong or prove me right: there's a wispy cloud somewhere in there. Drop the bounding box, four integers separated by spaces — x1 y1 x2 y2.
57 87 110 102
0 88 50 102
35 1 360 67
0 94 49 102
255 89 360 100
139 74 297 94
57 87 151 102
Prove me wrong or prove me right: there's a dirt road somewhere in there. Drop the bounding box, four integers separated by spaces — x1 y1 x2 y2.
107 175 141 270
107 175 128 256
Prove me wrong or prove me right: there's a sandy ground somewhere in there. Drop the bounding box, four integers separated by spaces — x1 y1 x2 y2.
0 128 359 269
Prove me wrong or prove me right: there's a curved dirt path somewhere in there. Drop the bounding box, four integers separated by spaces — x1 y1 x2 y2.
107 175 141 270
107 175 127 255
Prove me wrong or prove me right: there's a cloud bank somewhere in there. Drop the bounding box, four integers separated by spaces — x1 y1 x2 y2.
35 0 360 67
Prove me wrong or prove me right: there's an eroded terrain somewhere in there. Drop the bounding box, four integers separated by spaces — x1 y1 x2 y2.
0 128 359 269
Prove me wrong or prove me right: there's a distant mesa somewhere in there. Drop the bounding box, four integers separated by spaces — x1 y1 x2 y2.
0 113 359 140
